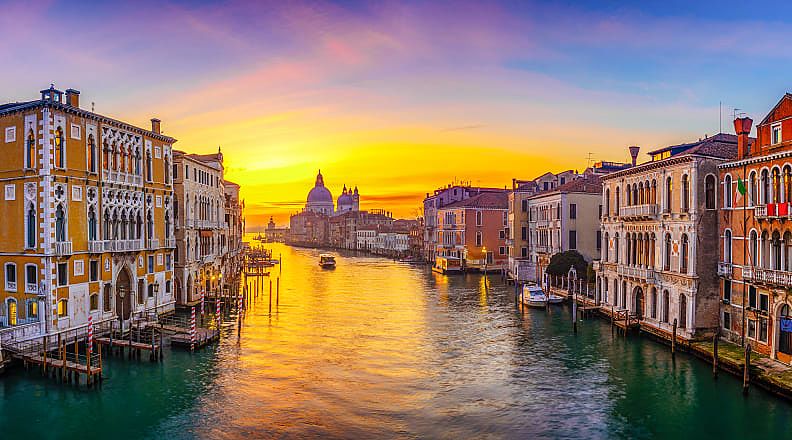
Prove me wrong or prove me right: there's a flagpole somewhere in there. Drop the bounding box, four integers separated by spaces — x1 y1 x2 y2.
742 163 747 347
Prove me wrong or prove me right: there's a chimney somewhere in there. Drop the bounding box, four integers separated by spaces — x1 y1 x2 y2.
734 117 753 159
65 89 80 108
628 146 640 166
151 118 161 134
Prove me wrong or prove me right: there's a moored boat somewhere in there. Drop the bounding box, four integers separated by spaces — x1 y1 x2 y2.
431 256 462 274
520 283 548 308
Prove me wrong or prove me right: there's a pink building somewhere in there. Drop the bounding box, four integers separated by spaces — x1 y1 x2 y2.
436 191 509 271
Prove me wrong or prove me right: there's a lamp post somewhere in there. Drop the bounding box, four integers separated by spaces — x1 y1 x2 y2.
153 283 160 317
118 286 126 337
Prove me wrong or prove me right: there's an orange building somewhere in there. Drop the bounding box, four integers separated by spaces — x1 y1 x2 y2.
436 191 509 271
0 86 175 340
719 94 792 364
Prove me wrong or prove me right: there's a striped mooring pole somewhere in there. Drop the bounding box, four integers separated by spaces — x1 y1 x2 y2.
87 315 94 356
200 290 205 316
216 298 222 330
190 306 196 352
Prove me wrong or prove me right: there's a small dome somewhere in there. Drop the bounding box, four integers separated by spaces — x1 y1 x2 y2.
308 186 333 203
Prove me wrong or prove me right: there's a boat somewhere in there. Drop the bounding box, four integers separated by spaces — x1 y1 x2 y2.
319 254 336 269
520 283 548 308
548 294 565 304
431 256 463 274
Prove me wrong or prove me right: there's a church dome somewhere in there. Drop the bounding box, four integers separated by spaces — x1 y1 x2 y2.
307 170 333 203
337 185 353 206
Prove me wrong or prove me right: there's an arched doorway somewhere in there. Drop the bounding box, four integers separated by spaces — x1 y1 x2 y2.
633 286 644 320
115 267 133 321
778 304 792 364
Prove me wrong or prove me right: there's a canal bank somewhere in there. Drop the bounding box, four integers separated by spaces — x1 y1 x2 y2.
2 243 792 439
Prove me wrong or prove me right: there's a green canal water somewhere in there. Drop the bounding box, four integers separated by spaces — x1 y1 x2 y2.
1 242 791 439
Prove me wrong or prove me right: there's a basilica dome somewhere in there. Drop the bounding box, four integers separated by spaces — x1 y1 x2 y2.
305 170 335 215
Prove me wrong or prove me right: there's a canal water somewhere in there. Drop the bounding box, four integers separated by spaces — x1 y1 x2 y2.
2 242 792 439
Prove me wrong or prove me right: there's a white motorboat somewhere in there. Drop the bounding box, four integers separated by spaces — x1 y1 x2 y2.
548 294 564 304
521 284 548 308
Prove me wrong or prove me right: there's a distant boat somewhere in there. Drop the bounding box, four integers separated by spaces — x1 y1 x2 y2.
521 283 548 308
319 254 336 269
548 294 565 304
431 256 462 274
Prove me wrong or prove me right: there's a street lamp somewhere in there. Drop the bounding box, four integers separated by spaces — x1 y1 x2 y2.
153 283 160 317
117 286 126 335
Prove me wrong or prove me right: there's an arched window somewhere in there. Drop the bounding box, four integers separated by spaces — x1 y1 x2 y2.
665 177 672 211
55 205 66 242
681 174 690 212
664 233 672 271
705 175 716 209
88 207 97 241
475 231 482 247
680 234 689 273
662 290 670 323
165 214 171 239
761 169 770 204
750 230 758 266
603 232 609 261
26 204 36 249
627 185 632 206
679 294 687 329
724 175 733 208
26 130 35 169
476 211 482 226
605 188 610 216
749 171 757 207
54 126 65 168
146 151 153 182
651 179 657 204
103 284 112 312
57 299 68 318
27 300 38 320
785 166 792 203
147 211 154 239
772 231 782 270
614 233 620 263
88 134 96 173
615 187 620 213
164 156 170 183
651 288 658 319
7 299 17 326
724 230 732 263
773 167 781 203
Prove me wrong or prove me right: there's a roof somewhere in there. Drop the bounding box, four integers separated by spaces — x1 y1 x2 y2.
605 134 741 180
529 174 602 199
0 98 175 143
441 191 508 209
759 93 792 126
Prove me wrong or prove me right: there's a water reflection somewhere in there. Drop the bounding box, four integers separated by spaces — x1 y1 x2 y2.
1 242 792 439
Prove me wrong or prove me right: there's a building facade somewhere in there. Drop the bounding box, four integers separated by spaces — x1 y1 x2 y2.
435 191 509 270
0 86 175 341
597 137 736 341
719 95 792 364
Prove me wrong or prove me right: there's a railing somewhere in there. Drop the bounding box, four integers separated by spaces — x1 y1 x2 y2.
617 265 656 283
164 238 176 248
26 283 37 294
619 204 659 219
147 239 160 250
717 262 733 277
755 203 792 220
54 241 72 256
535 245 552 254
88 240 104 253
103 169 143 187
5 281 16 291
744 267 792 288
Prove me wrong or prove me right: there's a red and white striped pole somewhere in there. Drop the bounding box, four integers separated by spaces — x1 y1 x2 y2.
200 290 205 316
87 315 94 356
216 298 221 330
190 306 196 352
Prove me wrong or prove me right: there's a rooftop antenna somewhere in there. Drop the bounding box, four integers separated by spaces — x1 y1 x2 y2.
91 101 95 112
585 152 594 168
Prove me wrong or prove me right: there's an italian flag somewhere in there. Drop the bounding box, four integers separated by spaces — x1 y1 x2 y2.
736 174 747 204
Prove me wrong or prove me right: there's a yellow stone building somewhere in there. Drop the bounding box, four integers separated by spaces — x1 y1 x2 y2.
0 86 175 340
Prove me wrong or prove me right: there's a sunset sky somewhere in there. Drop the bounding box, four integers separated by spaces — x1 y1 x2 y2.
2 0 792 228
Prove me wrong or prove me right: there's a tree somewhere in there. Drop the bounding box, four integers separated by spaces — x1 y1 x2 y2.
545 250 588 279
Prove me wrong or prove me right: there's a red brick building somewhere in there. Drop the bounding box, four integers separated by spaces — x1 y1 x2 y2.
719 94 792 364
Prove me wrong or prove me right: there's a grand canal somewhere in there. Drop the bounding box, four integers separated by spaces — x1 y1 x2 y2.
2 242 792 439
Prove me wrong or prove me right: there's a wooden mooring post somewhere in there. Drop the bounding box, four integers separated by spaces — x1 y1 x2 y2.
713 330 719 378
743 344 752 395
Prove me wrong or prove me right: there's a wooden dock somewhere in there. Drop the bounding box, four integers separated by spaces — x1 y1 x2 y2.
170 328 220 349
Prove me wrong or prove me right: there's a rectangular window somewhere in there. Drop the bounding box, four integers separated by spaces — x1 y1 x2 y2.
772 123 782 145
759 293 769 312
166 254 172 271
148 255 154 274
90 294 98 311
521 247 528 257
723 311 731 331
570 203 577 219
173 164 178 180
148 284 154 298
759 318 768 342
723 279 731 302
598 204 602 218
749 286 757 309
499 246 505 255
57 263 68 286
596 230 602 250
25 265 37 292
5 126 16 143
747 319 756 339
5 264 16 291
57 299 68 317
70 124 81 140
569 230 577 250
521 227 527 241
521 200 528 212
90 260 99 282
499 230 505 239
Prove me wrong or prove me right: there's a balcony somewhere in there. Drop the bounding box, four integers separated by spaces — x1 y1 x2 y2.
617 265 657 283
5 281 16 291
755 203 792 221
102 169 143 187
165 238 176 248
54 241 72 257
619 204 660 220
717 262 733 278
88 240 104 253
743 267 792 288
146 239 160 250
26 282 37 294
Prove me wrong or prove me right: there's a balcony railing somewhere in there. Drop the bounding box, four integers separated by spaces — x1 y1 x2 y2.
755 203 792 220
164 238 176 248
146 239 160 250
88 240 104 253
54 241 72 256
619 204 660 220
717 262 733 277
26 282 37 294
743 267 792 288
103 169 143 187
617 265 656 283
5 281 16 291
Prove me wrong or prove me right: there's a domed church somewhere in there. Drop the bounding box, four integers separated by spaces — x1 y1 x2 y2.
305 170 360 215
